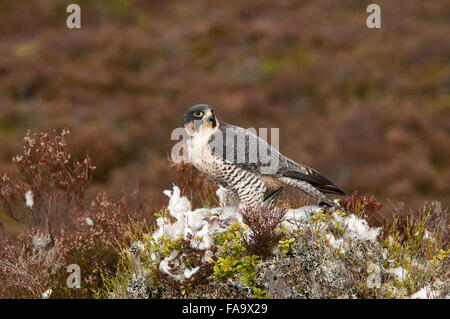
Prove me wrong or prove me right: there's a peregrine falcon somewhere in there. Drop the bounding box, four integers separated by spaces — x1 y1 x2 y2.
183 104 345 210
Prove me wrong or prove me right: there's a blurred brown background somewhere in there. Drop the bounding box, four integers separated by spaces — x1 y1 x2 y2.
0 0 449 211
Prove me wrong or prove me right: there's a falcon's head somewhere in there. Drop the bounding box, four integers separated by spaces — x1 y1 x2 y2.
183 104 218 136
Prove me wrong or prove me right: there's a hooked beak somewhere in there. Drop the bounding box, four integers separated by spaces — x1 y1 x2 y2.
205 110 214 122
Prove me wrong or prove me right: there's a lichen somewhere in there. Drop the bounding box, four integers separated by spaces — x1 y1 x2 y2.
98 185 449 299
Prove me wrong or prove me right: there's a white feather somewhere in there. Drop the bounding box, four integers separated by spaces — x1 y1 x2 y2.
184 267 200 279
25 190 34 208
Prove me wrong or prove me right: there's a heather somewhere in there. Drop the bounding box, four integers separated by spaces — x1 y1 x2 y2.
0 130 448 298
0 1 449 210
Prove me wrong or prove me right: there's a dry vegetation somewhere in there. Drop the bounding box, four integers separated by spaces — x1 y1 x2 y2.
0 130 447 299
0 0 449 213
0 130 154 298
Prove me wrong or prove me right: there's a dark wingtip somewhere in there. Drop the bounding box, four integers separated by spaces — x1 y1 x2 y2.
319 184 346 196
283 170 346 196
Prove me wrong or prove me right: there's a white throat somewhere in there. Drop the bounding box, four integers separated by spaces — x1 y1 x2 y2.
187 125 218 164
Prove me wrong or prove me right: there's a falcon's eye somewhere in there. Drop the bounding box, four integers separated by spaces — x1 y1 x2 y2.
193 111 203 118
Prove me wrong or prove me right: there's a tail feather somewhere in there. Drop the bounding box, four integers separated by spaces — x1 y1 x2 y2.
282 170 345 196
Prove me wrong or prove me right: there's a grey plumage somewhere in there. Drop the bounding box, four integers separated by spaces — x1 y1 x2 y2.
183 104 345 210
